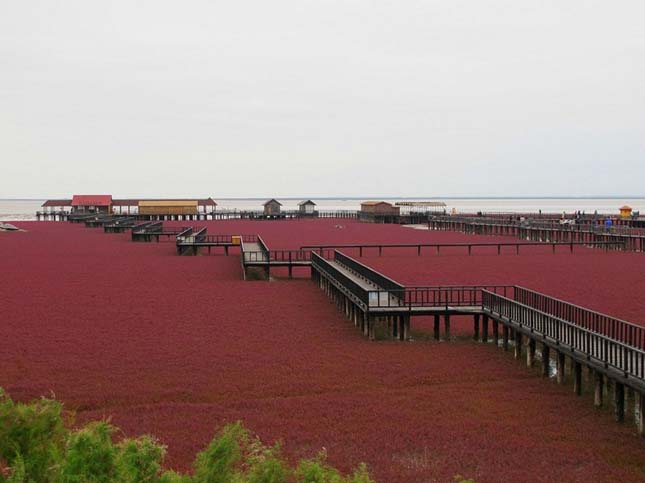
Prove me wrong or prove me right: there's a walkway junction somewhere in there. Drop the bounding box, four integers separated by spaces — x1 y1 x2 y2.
34 213 645 437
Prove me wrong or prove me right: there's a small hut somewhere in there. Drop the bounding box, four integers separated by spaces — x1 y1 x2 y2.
199 198 218 213
619 205 633 219
360 201 400 216
263 199 282 216
298 200 317 215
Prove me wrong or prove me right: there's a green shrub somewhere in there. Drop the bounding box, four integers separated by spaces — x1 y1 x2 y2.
192 421 247 483
0 389 374 483
59 421 117 482
0 388 67 482
116 435 166 483
295 452 372 483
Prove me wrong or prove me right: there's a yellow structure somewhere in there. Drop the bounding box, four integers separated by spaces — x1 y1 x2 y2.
139 200 198 215
619 205 633 219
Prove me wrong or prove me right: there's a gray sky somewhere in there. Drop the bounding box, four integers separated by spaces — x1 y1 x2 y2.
1 0 644 198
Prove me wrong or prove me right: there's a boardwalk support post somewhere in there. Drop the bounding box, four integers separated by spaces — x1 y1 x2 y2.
594 372 604 407
541 344 550 377
473 314 480 341
502 325 509 351
638 393 645 436
444 315 450 341
527 338 536 368
615 382 625 423
514 330 522 359
433 315 440 341
400 315 410 341
556 351 566 384
573 361 582 396
483 315 489 343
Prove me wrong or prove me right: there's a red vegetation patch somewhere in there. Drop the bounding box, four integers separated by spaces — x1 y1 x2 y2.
1 220 644 482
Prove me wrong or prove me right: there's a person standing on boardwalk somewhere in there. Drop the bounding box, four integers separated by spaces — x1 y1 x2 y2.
605 216 613 232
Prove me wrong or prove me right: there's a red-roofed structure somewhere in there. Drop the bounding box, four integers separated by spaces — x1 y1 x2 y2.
71 195 113 213
40 195 218 215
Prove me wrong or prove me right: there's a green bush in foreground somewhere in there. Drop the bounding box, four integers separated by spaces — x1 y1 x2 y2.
0 389 372 483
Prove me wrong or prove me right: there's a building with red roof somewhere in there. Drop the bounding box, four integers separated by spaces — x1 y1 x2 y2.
70 195 113 214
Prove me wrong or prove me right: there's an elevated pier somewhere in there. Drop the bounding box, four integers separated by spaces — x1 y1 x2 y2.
429 216 645 252
312 249 645 431
62 214 645 434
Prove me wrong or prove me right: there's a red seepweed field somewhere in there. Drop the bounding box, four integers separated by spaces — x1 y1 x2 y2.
2 219 645 482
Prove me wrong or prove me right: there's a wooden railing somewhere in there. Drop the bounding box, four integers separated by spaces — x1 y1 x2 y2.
514 286 645 350
302 241 624 257
483 291 645 382
334 250 404 292
365 285 515 309
311 252 368 307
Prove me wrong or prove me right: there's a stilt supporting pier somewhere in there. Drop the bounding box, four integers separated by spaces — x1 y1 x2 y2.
594 372 604 407
513 330 522 359
638 393 645 436
573 361 582 395
615 383 625 422
444 315 451 341
541 344 550 377
433 314 440 341
556 351 566 384
527 338 536 368
473 314 480 341
399 315 410 341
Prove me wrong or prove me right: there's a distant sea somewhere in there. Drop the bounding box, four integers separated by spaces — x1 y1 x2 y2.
1 197 643 221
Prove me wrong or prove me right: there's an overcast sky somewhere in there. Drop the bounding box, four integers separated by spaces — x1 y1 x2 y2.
1 1 644 198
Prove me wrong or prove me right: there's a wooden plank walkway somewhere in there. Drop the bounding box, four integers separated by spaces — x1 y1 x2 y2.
242 242 268 263
312 249 645 429
429 216 645 252
66 216 645 431
303 241 623 257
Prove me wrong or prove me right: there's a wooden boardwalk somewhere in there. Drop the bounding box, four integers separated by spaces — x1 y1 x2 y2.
64 216 645 433
302 240 623 257
312 249 645 431
429 216 645 252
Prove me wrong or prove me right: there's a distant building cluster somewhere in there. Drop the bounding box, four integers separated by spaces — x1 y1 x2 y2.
41 195 218 215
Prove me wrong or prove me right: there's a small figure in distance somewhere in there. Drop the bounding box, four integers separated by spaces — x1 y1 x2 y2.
605 216 613 232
